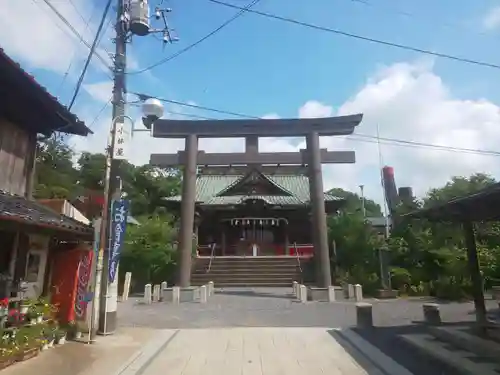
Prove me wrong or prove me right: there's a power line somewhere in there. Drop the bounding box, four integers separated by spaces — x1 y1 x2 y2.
68 0 113 110
40 0 113 76
347 0 489 36
57 0 98 97
87 98 112 129
126 0 262 75
133 92 500 157
208 0 500 71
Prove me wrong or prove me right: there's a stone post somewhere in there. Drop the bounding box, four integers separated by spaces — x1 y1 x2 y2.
354 284 363 302
328 286 336 302
200 285 207 303
122 272 132 301
172 286 180 304
299 285 307 303
356 302 373 328
306 131 332 288
292 281 298 296
208 281 214 296
178 134 198 287
160 281 167 301
152 284 160 302
144 284 152 304
347 284 355 299
423 303 441 325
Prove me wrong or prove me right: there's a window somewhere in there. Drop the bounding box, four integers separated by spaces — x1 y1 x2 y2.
25 252 41 283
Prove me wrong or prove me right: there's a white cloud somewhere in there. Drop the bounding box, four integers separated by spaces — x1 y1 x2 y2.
73 60 500 205
0 0 112 75
482 6 500 30
83 80 113 103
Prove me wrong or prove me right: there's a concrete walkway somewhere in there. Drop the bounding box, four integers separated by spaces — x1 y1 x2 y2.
1 327 156 375
120 327 413 375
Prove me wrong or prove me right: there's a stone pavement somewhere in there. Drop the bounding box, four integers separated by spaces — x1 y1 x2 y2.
1 327 155 375
120 327 412 375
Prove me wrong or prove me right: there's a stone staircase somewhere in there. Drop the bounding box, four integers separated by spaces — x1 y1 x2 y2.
399 324 500 375
191 257 305 287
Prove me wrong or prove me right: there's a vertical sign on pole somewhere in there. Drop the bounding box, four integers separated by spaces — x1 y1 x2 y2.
109 199 129 283
112 122 130 160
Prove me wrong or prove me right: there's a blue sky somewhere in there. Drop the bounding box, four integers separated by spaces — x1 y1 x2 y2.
32 0 500 117
2 0 500 204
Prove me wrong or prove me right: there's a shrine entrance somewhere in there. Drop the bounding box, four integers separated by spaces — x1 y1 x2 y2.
222 217 287 257
150 115 363 287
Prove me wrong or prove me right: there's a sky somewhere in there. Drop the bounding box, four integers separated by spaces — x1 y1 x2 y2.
2 0 500 206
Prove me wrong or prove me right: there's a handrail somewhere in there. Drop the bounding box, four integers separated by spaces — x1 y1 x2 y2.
293 242 302 273
207 242 216 273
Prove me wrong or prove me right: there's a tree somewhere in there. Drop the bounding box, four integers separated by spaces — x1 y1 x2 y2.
120 214 178 291
34 135 78 199
328 188 382 216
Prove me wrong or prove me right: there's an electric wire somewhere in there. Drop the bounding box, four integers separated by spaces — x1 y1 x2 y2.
132 92 500 157
208 0 500 71
68 0 113 110
57 1 98 96
40 0 113 76
126 0 262 75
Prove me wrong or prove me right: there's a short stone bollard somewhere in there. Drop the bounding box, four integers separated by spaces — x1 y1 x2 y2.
423 303 441 325
200 285 208 303
208 281 214 296
356 302 373 328
299 285 307 303
348 284 355 299
160 281 167 301
354 284 363 302
292 281 298 296
144 284 152 304
152 284 161 302
328 286 336 302
122 272 132 301
172 286 180 304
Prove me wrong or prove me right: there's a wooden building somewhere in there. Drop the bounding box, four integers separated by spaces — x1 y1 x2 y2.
0 48 93 300
165 166 346 258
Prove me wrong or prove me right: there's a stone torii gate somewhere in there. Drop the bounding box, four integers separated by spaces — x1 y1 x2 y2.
150 114 363 288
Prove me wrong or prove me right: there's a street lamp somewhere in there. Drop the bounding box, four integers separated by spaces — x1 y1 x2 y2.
141 98 165 130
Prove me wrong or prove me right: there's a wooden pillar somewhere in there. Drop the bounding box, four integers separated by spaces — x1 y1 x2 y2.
462 220 487 326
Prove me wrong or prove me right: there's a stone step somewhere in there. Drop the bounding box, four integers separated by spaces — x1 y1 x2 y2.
192 275 297 283
193 267 300 274
399 333 500 375
191 280 294 287
428 326 500 364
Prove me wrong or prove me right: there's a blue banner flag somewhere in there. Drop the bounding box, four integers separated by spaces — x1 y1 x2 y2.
108 199 129 283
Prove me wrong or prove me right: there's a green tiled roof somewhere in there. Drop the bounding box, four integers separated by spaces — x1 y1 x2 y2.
164 174 342 206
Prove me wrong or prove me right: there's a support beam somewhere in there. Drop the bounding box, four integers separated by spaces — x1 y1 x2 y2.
178 134 198 287
463 220 487 326
307 131 332 288
152 115 362 138
150 150 355 167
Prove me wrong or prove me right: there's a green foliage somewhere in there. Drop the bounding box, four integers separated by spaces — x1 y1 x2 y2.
329 172 500 300
121 214 178 289
327 188 383 217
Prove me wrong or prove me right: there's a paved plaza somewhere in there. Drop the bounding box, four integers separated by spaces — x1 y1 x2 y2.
5 288 498 375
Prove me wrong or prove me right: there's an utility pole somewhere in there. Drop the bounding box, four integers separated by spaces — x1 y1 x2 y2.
359 184 366 218
95 0 127 336
91 0 177 337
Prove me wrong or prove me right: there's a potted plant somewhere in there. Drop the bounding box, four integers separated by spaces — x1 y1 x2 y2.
0 346 18 370
55 329 66 345
66 321 82 340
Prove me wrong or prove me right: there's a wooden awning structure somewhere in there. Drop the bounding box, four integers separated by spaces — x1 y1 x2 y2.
404 183 500 329
405 183 500 222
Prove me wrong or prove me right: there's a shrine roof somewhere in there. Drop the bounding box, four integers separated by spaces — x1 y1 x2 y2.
163 174 342 206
